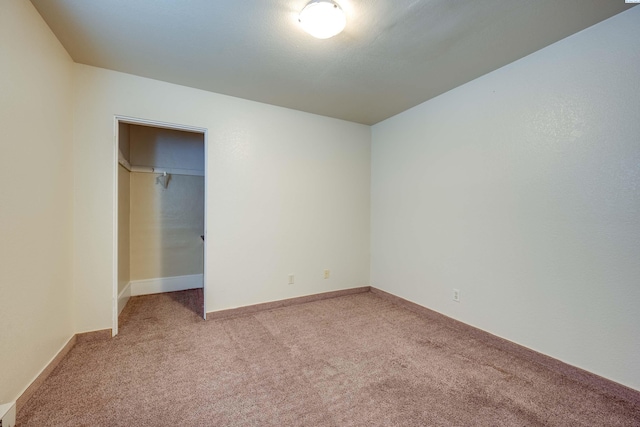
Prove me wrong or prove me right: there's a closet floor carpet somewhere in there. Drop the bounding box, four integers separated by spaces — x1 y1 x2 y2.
16 289 640 426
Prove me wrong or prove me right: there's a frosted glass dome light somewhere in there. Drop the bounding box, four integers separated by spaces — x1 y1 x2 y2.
298 0 346 39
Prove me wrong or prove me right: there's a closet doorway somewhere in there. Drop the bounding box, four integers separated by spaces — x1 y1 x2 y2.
113 116 208 335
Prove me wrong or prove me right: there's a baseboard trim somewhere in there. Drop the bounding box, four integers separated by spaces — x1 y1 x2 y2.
369 287 640 405
130 274 203 296
15 328 112 414
16 286 637 417
16 334 77 414
118 282 131 316
0 401 16 426
207 286 371 320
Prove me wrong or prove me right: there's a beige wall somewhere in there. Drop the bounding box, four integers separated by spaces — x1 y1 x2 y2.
130 173 204 280
128 126 205 281
72 65 371 332
118 165 130 294
0 1 75 403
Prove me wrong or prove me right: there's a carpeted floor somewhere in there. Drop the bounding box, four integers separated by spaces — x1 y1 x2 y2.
17 289 640 426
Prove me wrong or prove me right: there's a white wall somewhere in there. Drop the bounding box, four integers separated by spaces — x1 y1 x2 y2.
0 1 75 403
118 165 130 295
371 8 640 391
118 122 130 163
73 65 371 332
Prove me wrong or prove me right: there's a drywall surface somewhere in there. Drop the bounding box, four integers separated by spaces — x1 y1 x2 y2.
129 125 204 173
0 1 75 403
118 122 130 162
73 65 371 332
128 127 205 282
130 173 204 280
118 165 130 294
371 8 640 390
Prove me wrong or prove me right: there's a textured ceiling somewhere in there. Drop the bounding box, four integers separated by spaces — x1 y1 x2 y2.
30 0 634 125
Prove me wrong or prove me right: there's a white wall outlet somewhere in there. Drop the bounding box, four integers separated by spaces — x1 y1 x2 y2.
288 274 294 285
0 402 16 427
453 289 460 302
323 269 330 279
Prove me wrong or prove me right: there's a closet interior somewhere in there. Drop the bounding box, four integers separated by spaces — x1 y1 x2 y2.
117 123 205 323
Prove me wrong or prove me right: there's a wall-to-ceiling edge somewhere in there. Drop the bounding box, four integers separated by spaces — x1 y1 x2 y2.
6 0 637 412
371 7 640 391
73 68 371 336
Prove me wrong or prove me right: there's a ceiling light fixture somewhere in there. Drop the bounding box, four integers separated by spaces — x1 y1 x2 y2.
298 0 346 39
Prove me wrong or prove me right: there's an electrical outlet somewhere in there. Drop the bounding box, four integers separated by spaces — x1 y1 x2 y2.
288 274 295 285
453 289 460 302
323 269 330 279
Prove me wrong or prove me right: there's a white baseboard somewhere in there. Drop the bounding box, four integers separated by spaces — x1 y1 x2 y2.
117 282 131 316
130 274 203 297
0 401 16 427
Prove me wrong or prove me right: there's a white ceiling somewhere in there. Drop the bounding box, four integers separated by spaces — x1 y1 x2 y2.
30 0 634 125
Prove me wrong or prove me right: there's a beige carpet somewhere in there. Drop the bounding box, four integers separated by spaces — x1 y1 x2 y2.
17 289 640 426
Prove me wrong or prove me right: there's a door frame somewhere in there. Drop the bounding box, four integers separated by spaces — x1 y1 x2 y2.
112 115 209 336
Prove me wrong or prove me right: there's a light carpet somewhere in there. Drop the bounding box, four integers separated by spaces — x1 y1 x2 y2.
17 289 640 426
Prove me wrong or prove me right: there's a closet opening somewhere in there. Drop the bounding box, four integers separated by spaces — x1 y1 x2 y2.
113 116 208 336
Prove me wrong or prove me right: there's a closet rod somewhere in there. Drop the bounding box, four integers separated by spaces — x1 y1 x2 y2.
118 159 204 177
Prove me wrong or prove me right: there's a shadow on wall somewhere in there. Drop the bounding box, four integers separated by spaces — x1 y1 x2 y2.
121 123 205 295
